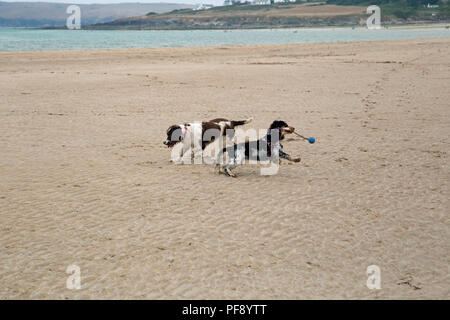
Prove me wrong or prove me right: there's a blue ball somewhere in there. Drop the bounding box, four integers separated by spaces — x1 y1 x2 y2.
308 137 315 144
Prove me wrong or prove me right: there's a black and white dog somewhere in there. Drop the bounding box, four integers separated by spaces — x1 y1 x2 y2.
216 120 301 177
163 117 253 164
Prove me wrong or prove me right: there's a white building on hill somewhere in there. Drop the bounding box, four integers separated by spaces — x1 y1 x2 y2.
224 0 297 5
194 3 215 10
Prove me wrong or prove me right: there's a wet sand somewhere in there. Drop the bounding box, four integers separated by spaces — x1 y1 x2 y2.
0 38 449 299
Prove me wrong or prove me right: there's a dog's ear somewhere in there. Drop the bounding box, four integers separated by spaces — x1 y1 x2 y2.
270 120 288 130
167 125 175 134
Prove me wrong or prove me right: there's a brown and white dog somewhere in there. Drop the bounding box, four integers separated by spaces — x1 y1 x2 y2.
163 117 253 164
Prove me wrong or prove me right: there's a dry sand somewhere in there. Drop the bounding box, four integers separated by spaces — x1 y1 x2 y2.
0 38 449 299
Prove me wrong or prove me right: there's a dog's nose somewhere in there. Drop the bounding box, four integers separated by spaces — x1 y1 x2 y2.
163 141 168 145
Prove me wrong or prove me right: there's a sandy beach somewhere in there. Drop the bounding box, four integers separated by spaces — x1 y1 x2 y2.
0 38 449 299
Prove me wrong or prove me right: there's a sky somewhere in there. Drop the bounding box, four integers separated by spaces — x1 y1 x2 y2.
0 0 221 4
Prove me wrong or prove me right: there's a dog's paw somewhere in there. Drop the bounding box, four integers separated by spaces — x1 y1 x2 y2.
224 167 236 178
171 159 183 165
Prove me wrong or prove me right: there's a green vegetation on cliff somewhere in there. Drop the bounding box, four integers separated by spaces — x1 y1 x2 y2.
326 0 450 20
87 1 450 30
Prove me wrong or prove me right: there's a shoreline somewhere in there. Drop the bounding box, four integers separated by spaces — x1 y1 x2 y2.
38 21 450 31
0 36 449 55
1 20 448 31
1 26 449 53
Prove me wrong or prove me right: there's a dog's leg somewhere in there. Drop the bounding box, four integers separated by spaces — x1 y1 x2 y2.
184 138 194 164
215 152 223 171
287 156 301 163
223 165 236 177
173 140 190 165
169 139 185 164
172 145 184 165
220 144 243 177
193 143 202 165
222 151 238 177
190 139 194 163
215 144 229 171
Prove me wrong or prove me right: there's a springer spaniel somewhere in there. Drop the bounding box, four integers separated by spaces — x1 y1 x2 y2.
215 120 301 177
163 117 253 164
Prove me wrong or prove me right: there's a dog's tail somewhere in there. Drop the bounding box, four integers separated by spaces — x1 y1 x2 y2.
231 117 253 127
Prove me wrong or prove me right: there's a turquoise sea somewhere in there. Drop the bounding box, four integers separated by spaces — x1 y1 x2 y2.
0 27 449 52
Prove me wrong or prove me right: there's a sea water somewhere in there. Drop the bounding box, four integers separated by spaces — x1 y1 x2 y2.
0 27 449 52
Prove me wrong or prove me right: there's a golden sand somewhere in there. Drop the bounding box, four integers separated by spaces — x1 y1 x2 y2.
0 38 449 299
